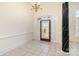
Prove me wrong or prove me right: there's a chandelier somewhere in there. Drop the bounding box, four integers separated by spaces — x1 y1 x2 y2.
31 2 42 12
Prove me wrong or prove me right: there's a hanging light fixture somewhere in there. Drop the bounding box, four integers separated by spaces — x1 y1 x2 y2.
31 2 42 12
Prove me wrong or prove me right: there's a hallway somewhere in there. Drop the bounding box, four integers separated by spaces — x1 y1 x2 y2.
0 2 79 56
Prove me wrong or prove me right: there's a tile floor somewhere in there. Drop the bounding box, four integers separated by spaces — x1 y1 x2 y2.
69 41 79 56
2 40 79 56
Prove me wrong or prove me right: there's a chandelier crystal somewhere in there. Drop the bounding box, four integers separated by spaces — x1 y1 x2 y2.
31 2 42 12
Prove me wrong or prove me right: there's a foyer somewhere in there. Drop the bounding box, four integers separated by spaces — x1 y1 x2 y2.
0 2 79 56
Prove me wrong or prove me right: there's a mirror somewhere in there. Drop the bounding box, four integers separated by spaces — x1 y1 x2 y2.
40 20 51 42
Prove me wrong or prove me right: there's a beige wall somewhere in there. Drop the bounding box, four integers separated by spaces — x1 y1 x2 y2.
69 2 79 42
0 3 33 55
0 2 63 55
33 2 62 44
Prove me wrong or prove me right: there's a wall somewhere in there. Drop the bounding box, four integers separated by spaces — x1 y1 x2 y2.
0 3 33 55
33 3 62 45
0 2 63 55
69 2 79 42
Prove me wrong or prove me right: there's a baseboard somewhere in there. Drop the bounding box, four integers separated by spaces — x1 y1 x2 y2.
0 32 33 55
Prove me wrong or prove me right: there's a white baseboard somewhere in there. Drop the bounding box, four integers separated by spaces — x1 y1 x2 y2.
0 32 33 55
